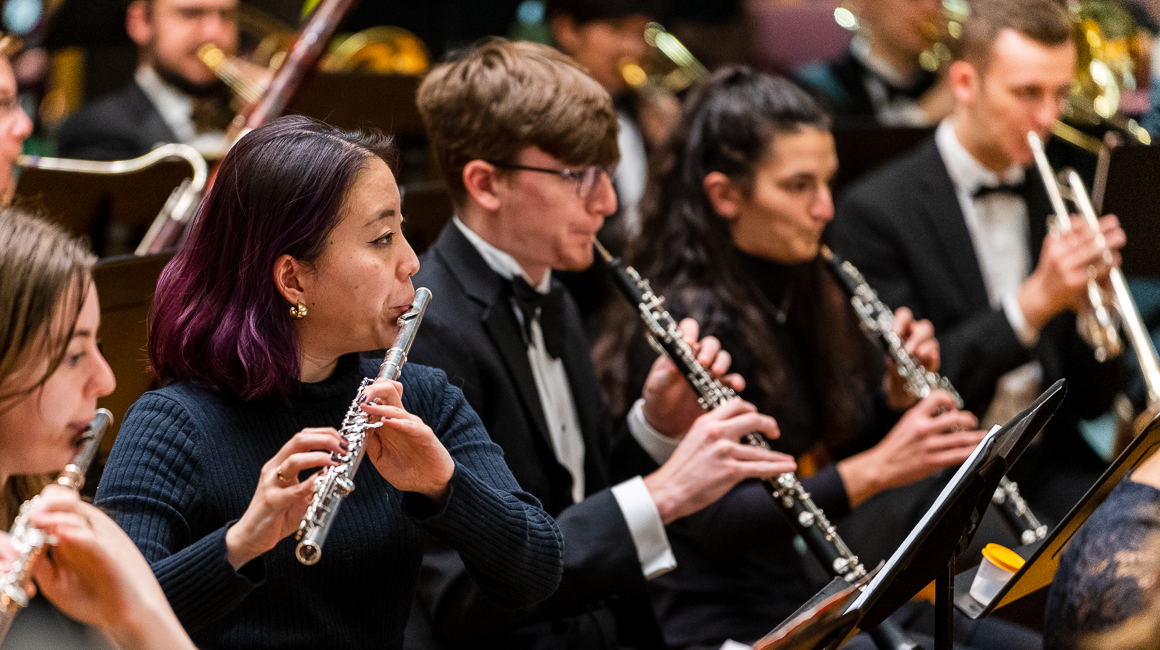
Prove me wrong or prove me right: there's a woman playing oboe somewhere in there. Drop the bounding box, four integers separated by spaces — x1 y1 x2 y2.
595 68 1035 649
0 209 194 649
95 116 564 649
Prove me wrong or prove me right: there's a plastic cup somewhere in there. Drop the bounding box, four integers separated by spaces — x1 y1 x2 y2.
969 543 1025 606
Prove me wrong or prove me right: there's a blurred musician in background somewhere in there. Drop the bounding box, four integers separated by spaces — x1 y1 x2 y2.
0 209 196 650
594 66 1035 650
832 0 1126 523
56 0 238 160
0 47 31 206
548 0 675 245
407 38 798 649
795 0 953 127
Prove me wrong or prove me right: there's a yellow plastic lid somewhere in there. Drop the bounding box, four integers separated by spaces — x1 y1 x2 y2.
981 543 1025 574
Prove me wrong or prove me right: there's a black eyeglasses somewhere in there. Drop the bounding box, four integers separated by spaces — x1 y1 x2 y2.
489 162 615 202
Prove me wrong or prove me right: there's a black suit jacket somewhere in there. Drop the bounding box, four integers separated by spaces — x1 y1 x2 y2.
405 223 661 649
831 137 1121 520
57 82 177 161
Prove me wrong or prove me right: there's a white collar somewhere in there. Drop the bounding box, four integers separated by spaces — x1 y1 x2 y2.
452 217 552 293
135 65 194 142
935 119 1025 194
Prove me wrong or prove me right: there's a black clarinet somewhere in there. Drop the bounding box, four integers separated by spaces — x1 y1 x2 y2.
595 241 865 581
821 246 1048 545
596 242 923 650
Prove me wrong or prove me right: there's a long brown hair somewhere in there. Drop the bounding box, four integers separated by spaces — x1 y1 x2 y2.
594 67 874 450
0 208 96 525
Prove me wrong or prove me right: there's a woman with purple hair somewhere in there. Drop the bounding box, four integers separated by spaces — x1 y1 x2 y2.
94 116 564 649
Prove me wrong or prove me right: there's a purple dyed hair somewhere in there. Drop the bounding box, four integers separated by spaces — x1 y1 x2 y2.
149 115 398 402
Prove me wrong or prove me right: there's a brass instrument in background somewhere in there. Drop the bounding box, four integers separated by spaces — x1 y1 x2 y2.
1058 168 1160 408
17 144 209 256
1028 131 1124 362
833 0 969 73
1064 0 1152 149
619 22 707 95
321 26 430 74
198 24 430 105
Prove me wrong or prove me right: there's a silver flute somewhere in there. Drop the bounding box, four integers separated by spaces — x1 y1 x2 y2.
594 242 866 581
0 408 113 642
295 287 432 565
821 246 1048 546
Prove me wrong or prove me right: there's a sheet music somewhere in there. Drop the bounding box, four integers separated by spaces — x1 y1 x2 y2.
845 425 1002 613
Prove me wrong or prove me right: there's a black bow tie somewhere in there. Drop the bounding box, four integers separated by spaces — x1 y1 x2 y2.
972 181 1026 200
509 277 566 359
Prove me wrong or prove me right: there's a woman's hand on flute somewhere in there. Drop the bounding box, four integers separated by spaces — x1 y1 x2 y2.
226 428 346 569
360 379 455 507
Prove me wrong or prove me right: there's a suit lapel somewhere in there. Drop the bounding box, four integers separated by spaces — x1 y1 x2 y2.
433 225 553 446
916 140 993 310
128 82 180 148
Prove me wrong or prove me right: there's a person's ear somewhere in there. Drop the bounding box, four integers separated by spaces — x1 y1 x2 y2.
273 254 308 308
125 0 153 48
948 59 978 106
703 171 744 221
551 14 581 54
462 160 503 212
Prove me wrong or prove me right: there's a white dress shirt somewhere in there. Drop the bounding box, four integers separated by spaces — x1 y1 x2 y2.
135 66 228 158
935 120 1044 428
453 218 676 578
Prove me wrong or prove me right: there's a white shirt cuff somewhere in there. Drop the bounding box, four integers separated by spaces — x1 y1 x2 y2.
1002 292 1039 348
627 398 681 465
610 476 677 579
719 641 754 650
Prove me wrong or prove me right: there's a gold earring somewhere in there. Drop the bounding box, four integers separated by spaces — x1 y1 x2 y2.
290 301 307 319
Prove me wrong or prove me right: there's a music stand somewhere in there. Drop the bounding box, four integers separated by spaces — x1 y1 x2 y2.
15 161 194 257
1094 144 1160 277
834 380 1067 650
92 253 173 470
753 567 882 650
953 409 1160 628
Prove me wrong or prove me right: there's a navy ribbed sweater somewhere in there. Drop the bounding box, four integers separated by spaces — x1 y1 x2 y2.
95 354 563 650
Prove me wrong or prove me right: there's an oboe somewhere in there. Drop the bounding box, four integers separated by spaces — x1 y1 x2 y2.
594 242 866 581
295 287 432 565
821 246 1048 545
0 408 112 642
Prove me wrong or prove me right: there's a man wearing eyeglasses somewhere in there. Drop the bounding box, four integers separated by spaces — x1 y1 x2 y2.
405 39 797 650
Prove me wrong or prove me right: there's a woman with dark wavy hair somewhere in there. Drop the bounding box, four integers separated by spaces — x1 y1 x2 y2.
95 116 563 649
595 67 996 648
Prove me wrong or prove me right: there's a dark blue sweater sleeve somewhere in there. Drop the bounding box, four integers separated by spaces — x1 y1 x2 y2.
94 393 264 630
398 365 564 607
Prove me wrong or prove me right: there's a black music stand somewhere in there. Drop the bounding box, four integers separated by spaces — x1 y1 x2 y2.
1095 144 1160 277
15 160 194 257
92 253 173 472
953 409 1160 628
829 380 1067 650
752 573 871 650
